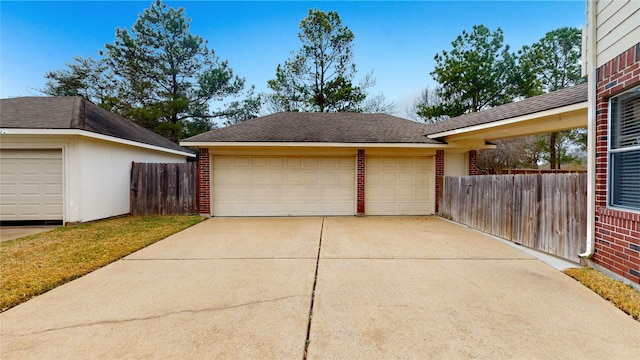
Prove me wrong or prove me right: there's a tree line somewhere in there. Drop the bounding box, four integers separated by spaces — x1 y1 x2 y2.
42 1 585 170
42 2 392 141
410 25 585 172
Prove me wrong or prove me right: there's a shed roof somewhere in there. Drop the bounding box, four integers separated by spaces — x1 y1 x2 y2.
183 112 443 144
0 97 192 155
424 83 588 136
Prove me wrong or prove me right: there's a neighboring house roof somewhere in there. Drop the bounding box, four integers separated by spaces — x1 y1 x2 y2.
424 83 588 136
183 112 444 144
0 96 193 156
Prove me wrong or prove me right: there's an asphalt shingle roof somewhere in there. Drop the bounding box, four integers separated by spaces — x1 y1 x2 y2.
183 112 443 144
424 83 588 136
0 96 192 155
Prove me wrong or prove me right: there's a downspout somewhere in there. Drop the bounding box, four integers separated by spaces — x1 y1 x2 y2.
579 0 597 260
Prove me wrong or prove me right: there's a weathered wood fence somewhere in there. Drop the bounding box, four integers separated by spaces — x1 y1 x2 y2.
130 162 197 215
439 174 587 262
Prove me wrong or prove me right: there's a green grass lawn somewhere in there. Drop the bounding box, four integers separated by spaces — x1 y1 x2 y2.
0 215 203 312
564 267 640 321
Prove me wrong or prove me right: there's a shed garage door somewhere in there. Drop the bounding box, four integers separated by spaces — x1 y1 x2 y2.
0 149 63 222
212 156 355 216
366 156 434 215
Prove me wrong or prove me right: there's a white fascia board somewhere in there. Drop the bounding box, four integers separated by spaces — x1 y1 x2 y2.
0 128 195 158
180 141 447 148
426 102 588 139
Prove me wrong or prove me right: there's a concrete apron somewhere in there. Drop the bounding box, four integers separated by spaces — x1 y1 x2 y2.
1 217 639 359
0 226 59 243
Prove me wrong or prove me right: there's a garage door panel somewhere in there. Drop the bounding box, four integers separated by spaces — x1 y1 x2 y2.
18 205 42 216
338 172 354 182
397 187 416 197
303 172 319 183
302 157 316 167
213 155 355 216
0 149 63 221
382 188 397 197
382 173 396 182
366 156 434 216
414 187 429 196
22 185 42 195
333 187 354 197
285 172 303 183
397 158 415 167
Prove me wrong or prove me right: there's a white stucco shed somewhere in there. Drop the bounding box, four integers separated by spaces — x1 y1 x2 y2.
0 97 195 224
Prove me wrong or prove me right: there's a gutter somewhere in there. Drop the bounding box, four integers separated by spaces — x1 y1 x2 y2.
579 0 597 260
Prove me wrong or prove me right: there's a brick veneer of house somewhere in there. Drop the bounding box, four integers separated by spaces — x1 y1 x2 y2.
468 150 478 176
197 147 211 215
434 150 445 213
357 149 365 216
593 42 640 284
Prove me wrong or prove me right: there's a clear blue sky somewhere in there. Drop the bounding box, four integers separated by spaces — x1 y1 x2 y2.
1 0 586 118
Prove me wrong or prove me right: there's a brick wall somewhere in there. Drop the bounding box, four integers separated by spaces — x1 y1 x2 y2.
197 147 211 215
468 150 478 175
435 150 444 213
357 149 365 215
594 42 640 284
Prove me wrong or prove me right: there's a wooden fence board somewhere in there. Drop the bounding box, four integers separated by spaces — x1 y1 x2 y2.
439 173 587 263
130 162 198 215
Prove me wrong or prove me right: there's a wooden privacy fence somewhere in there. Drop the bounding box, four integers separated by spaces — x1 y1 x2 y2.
439 174 587 262
130 162 197 215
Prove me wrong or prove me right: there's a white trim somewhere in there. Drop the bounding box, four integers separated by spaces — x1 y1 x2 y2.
606 89 613 208
180 141 446 149
426 102 588 139
609 145 640 153
0 128 195 158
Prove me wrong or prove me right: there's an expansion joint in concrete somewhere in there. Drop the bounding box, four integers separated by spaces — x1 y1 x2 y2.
303 217 324 359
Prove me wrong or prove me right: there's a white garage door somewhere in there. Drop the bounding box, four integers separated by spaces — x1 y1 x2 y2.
366 156 434 215
212 156 355 216
0 149 63 222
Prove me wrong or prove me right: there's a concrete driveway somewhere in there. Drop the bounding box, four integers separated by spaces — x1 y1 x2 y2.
1 217 638 359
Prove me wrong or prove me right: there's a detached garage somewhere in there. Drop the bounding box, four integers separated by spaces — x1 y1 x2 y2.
0 97 194 224
182 113 482 217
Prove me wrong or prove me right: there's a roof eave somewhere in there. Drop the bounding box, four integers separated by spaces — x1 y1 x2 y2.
180 141 445 148
1 128 195 158
426 101 588 140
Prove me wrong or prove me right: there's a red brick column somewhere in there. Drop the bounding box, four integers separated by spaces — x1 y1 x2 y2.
357 149 365 216
435 150 444 213
468 150 478 175
593 42 640 284
197 147 211 216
